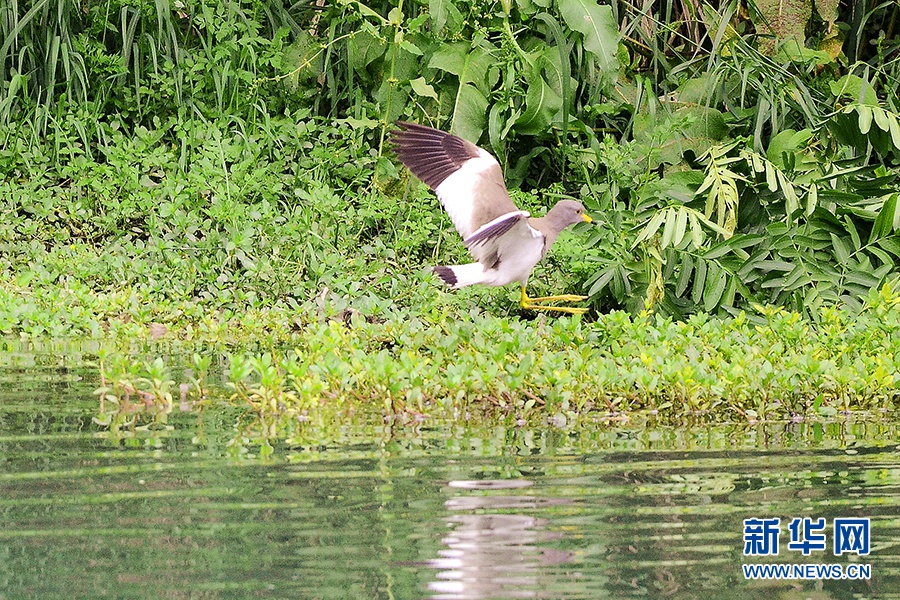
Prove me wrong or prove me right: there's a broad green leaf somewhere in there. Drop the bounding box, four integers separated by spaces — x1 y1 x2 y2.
281 32 325 88
673 206 688 248
777 171 799 216
869 246 893 266
399 39 423 56
806 184 818 215
428 42 467 76
877 237 900 258
428 0 462 33
692 259 708 304
515 73 562 135
534 14 572 136
773 39 831 65
633 210 667 248
830 76 879 104
430 42 494 138
557 0 619 76
765 162 778 191
870 193 899 240
488 104 505 164
613 265 630 299
720 233 767 254
391 40 424 82
857 105 873 134
675 254 694 296
387 7 403 24
587 267 616 296
873 106 891 132
537 45 570 97
636 107 728 166
409 77 438 100
348 29 385 71
676 75 717 104
873 263 893 279
828 110 869 151
430 42 495 89
675 106 729 140
689 212 704 248
761 276 785 289
641 171 704 203
766 129 813 166
374 79 406 123
661 208 677 249
830 233 850 264
738 248 770 280
722 275 737 308
703 265 727 311
757 260 794 271
696 170 715 196
845 270 880 287
888 193 900 231
890 115 900 150
782 265 808 290
695 211 732 236
844 215 861 249
450 83 488 141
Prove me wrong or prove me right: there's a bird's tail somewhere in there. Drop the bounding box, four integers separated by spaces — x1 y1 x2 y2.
432 263 489 289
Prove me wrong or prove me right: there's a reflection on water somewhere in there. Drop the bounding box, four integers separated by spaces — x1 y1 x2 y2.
429 480 573 599
0 343 899 599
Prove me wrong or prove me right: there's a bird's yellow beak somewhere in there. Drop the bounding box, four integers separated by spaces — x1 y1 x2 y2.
582 213 593 223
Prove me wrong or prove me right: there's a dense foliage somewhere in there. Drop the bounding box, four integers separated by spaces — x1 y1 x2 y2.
93 283 900 440
3 0 899 433
1 0 899 323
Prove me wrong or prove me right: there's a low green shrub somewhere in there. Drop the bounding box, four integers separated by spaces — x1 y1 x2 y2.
91 280 900 442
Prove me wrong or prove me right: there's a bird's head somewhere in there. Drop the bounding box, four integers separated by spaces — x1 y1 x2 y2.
548 200 592 229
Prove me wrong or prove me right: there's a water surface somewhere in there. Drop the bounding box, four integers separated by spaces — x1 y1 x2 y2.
1 343 898 599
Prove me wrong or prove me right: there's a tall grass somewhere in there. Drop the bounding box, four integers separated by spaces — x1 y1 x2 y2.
0 0 303 168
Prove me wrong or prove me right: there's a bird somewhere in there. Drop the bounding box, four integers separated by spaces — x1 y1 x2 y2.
390 121 593 315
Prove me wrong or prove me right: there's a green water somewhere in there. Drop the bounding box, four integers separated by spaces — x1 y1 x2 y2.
1 345 898 599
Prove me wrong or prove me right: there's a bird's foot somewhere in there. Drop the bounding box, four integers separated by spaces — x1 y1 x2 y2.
527 294 588 303
520 287 588 315
521 303 588 315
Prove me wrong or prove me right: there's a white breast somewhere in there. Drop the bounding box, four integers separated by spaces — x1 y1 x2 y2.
481 225 546 287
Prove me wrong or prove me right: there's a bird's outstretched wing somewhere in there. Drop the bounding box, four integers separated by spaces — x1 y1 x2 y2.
390 122 520 241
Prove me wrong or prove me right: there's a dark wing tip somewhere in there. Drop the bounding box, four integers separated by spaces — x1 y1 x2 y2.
389 122 481 190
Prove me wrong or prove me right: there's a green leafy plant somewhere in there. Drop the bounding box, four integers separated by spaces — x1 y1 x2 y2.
3 0 900 335
87 280 900 444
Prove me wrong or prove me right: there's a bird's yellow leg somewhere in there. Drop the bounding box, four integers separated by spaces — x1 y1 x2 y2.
528 293 588 302
520 286 588 315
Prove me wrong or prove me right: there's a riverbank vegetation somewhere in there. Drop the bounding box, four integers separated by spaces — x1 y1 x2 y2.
2 0 899 437
89 284 899 449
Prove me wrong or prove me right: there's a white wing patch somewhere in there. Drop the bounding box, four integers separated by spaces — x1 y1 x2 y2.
434 150 498 239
